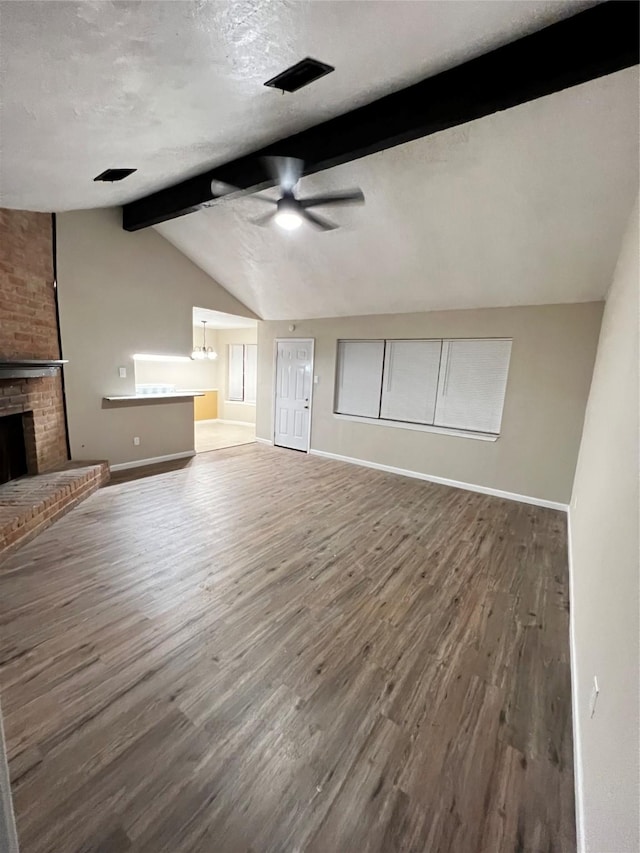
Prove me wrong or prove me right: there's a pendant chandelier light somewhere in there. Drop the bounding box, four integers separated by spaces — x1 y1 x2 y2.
192 321 217 360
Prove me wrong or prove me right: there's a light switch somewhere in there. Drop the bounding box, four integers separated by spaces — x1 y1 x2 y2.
118 367 127 378
314 375 319 385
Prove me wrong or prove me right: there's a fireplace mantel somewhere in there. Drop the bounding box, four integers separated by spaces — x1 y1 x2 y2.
0 359 68 379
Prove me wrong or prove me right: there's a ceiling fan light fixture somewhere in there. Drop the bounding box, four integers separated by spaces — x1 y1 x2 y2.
275 210 303 230
274 196 303 231
228 156 364 231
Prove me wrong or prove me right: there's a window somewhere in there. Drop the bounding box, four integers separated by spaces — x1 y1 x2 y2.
335 340 384 418
228 343 257 403
381 340 442 424
434 339 512 434
334 338 512 437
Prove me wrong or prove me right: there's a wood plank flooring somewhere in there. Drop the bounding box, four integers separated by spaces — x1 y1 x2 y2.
0 444 575 853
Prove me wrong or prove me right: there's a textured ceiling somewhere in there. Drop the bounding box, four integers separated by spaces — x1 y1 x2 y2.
0 0 595 211
156 68 640 320
1 0 635 321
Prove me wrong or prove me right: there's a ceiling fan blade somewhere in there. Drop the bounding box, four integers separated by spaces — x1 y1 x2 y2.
250 211 277 227
302 210 338 231
300 189 365 209
247 194 278 205
209 179 242 198
263 156 304 192
208 179 276 207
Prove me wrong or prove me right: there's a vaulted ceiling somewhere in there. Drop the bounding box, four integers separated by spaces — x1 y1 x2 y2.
157 67 639 319
0 1 637 320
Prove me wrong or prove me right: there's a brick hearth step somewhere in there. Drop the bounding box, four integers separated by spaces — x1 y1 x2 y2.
0 462 109 558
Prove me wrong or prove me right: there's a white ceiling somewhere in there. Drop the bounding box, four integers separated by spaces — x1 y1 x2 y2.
192 307 257 330
0 0 595 211
157 68 640 320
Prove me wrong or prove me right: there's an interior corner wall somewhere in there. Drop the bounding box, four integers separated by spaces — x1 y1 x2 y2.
56 207 255 466
257 302 603 505
568 198 639 853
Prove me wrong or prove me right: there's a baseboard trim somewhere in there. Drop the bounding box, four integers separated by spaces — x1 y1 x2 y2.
109 450 196 472
197 419 255 426
567 508 585 853
308 449 569 511
255 437 273 445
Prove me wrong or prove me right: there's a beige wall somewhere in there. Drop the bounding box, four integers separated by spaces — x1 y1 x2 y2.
133 357 218 391
569 200 639 852
216 327 257 424
133 327 220 390
257 302 603 504
56 207 254 466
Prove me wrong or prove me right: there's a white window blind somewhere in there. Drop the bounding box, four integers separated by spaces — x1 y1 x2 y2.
244 344 257 404
380 340 441 424
335 340 384 418
434 339 512 434
228 344 244 401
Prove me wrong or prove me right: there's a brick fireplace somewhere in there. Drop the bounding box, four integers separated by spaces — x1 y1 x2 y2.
0 209 108 556
0 209 68 471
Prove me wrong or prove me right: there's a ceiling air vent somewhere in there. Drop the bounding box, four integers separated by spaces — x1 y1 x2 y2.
93 168 137 182
264 58 334 93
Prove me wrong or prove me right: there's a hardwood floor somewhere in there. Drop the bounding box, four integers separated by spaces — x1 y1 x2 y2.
0 444 575 853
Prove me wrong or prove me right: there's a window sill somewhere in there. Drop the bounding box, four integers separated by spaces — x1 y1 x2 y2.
332 413 499 442
226 401 256 406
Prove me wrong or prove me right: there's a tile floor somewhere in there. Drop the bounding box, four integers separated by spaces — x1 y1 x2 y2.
194 419 256 453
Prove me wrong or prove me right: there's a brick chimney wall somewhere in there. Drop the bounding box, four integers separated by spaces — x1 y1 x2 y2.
0 209 68 472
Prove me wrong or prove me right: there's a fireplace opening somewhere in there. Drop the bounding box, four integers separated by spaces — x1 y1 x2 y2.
0 413 28 485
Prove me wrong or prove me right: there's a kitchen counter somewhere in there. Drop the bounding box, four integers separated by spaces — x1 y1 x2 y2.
103 392 205 402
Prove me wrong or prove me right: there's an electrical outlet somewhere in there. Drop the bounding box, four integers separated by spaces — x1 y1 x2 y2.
133 436 140 446
119 367 127 378
589 676 599 718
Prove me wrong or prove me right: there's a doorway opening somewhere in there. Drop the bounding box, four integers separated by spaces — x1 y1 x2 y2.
130 308 258 454
191 308 258 453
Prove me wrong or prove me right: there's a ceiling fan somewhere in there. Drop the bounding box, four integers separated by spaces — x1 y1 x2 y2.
210 156 365 232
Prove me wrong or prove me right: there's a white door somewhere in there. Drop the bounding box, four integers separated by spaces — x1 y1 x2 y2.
274 339 313 451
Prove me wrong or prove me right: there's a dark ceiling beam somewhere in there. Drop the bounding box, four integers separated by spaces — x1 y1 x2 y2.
122 1 639 232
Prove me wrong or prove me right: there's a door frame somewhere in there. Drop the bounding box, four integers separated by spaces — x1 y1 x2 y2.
272 338 315 452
